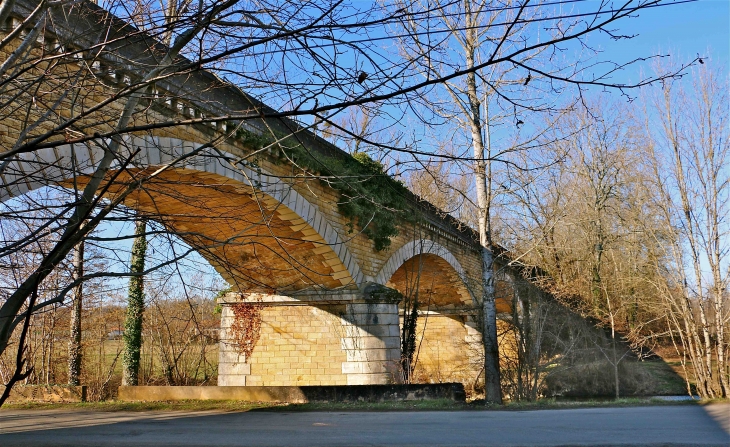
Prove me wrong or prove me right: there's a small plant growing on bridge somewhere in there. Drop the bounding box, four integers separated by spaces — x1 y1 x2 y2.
231 123 417 251
338 152 410 251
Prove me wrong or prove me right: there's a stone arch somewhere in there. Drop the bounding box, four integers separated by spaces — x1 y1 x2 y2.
0 136 364 290
375 239 475 308
376 239 481 385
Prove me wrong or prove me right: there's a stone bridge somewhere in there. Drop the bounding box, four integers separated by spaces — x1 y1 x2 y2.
0 0 543 388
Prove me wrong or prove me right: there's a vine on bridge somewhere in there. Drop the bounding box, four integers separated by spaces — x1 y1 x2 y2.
229 299 263 361
233 127 415 251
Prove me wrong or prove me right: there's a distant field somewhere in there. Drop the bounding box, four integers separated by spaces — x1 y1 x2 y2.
92 340 219 385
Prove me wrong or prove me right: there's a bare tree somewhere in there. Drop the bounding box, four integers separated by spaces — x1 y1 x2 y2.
0 0 696 406
389 0 694 403
646 60 729 398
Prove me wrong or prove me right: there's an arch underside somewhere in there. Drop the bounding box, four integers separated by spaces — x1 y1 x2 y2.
97 169 355 292
381 242 512 314
1 139 360 293
386 253 473 311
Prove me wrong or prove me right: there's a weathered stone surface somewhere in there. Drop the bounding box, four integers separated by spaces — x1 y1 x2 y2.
219 294 402 386
218 361 252 376
217 375 247 386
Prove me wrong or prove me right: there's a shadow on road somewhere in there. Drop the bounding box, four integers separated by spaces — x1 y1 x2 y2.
1 403 728 446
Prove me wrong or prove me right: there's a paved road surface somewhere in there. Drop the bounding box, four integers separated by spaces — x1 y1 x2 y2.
1 404 728 446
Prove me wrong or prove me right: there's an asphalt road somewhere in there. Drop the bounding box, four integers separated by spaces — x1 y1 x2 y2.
1 404 728 446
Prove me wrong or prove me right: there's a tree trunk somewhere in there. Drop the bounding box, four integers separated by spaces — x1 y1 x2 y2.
67 237 84 386
458 1 501 404
122 220 147 386
605 288 620 400
481 246 502 403
613 354 620 400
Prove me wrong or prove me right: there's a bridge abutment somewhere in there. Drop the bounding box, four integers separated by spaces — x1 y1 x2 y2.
218 286 402 386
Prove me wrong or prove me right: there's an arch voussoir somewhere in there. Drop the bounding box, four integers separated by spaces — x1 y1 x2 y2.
0 137 364 290
376 239 475 308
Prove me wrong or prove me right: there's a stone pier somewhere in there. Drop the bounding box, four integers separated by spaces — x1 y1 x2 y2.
218 284 402 386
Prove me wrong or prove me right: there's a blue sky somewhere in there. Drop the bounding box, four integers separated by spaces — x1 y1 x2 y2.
632 0 728 60
585 0 729 75
10 0 727 301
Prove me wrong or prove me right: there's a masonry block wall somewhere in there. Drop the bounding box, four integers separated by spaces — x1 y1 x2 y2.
218 295 401 386
409 313 483 386
219 305 348 386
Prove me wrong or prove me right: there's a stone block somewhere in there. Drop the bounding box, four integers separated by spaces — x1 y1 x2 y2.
218 361 251 375
331 269 350 280
218 349 246 364
340 335 389 352
345 373 390 385
312 244 332 255
381 335 400 348
344 348 390 362
312 213 323 236
387 324 400 337
341 361 387 374
217 375 246 386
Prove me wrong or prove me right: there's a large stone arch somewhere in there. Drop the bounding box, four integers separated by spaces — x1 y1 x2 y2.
0 136 364 291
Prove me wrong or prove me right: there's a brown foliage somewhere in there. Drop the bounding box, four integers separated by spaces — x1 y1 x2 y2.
229 301 263 361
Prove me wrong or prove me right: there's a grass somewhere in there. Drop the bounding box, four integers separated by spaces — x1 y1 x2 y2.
2 396 719 413
20 339 220 394
639 360 690 395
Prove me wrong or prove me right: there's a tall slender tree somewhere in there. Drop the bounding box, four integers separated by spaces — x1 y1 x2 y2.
647 61 729 398
67 235 85 386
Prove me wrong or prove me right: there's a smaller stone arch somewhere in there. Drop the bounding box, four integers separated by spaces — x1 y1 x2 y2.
375 239 476 308
376 240 465 284
377 239 482 386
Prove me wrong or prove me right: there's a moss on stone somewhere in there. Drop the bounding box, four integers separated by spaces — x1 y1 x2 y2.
232 126 414 251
